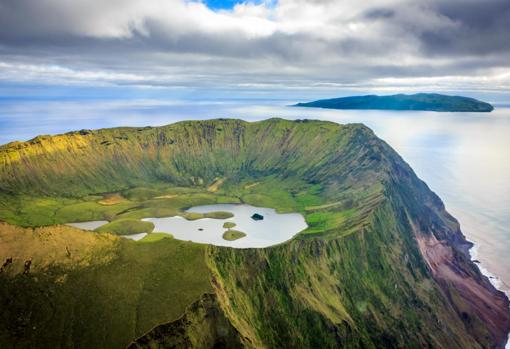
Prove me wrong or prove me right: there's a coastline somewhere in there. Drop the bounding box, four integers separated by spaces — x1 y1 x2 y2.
469 244 510 298
469 243 510 349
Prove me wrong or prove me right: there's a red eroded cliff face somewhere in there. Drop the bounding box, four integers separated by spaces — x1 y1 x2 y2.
415 227 510 348
382 133 510 349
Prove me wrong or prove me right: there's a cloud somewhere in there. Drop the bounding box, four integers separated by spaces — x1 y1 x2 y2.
421 0 510 56
0 0 508 93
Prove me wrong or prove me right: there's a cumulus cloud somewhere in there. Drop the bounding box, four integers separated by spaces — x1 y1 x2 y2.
0 0 508 93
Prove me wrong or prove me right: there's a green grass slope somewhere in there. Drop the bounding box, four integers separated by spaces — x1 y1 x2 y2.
208 172 504 348
0 119 374 197
128 294 243 349
0 223 212 348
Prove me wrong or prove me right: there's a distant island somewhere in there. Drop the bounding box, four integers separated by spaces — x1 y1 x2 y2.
294 93 494 112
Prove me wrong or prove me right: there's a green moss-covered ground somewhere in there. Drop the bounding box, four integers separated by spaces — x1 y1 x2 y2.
0 228 212 349
95 218 155 235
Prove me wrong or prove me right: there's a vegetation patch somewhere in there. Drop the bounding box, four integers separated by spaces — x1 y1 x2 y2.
0 234 212 348
123 187 163 201
207 177 225 192
98 193 127 206
244 182 259 190
139 232 174 243
95 219 155 236
204 211 233 219
0 190 243 230
222 230 246 241
223 222 236 229
129 294 242 348
182 211 234 221
154 194 177 199
0 222 117 275
302 209 357 235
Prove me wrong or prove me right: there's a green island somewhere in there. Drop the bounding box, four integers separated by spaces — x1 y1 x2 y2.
222 229 246 241
0 118 508 348
223 222 236 229
294 93 494 112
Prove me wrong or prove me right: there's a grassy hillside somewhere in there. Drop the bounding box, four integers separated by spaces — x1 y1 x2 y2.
0 118 508 348
0 223 212 348
0 119 376 198
128 293 243 349
208 161 503 348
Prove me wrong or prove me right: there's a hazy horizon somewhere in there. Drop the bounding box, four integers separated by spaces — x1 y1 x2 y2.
2 0 509 145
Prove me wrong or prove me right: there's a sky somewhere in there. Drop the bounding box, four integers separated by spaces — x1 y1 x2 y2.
0 0 509 100
204 0 262 10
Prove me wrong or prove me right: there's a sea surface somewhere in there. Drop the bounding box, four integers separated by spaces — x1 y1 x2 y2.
144 204 308 248
2 98 509 296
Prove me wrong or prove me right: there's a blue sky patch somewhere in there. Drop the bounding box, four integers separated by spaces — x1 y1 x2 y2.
203 0 247 10
203 0 274 10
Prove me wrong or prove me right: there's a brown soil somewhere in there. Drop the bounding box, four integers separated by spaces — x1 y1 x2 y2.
415 228 510 348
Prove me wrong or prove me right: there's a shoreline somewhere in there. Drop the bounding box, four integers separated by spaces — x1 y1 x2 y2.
469 243 510 298
468 242 510 349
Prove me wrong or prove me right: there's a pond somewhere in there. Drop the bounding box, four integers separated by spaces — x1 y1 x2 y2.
143 204 308 248
67 220 109 231
66 221 148 241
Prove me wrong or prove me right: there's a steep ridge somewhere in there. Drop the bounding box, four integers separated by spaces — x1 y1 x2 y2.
0 119 508 348
128 294 243 349
0 119 375 198
206 122 510 348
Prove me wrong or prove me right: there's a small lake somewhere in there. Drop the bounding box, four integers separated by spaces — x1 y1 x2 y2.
67 220 108 231
143 204 308 248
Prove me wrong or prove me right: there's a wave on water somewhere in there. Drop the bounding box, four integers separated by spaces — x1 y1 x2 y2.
470 243 510 349
469 244 510 349
469 244 510 297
